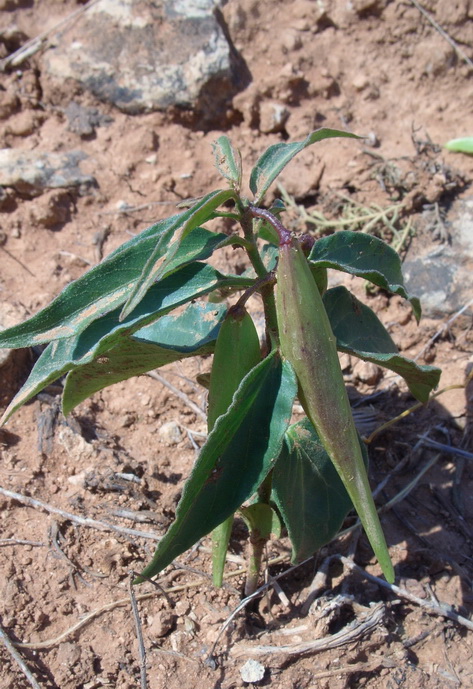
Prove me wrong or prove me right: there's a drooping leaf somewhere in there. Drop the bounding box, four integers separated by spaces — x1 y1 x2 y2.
273 418 368 562
309 231 421 321
62 301 227 415
444 137 473 154
0 223 228 349
1 265 252 424
324 286 441 402
134 351 297 582
121 189 236 319
249 128 360 204
212 135 242 189
207 307 261 431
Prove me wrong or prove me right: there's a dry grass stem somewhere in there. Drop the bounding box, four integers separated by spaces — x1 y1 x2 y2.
0 618 43 689
0 486 161 541
0 0 102 71
409 0 473 71
128 574 148 689
340 556 473 632
147 371 207 420
231 602 385 657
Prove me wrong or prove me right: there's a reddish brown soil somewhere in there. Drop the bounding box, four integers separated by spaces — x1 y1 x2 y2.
1 2 473 688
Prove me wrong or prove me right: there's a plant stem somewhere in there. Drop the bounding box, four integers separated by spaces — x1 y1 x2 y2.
244 531 266 597
244 471 274 596
239 207 280 350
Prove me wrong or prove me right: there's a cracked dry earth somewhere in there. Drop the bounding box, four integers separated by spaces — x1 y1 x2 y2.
1 1 473 688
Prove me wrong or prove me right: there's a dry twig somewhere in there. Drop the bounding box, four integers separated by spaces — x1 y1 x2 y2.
231 602 385 657
0 539 45 547
0 0 102 71
147 371 207 420
129 574 148 689
0 486 160 541
0 618 42 689
340 556 473 632
409 0 473 72
414 298 473 363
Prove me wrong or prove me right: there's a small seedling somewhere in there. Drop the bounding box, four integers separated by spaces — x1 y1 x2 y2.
0 129 441 590
444 137 473 155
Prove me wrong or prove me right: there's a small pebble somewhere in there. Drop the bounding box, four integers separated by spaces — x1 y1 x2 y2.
158 421 182 445
355 361 382 386
148 610 175 638
240 659 265 683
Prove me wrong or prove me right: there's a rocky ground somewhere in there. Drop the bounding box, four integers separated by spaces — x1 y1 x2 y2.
0 1 473 688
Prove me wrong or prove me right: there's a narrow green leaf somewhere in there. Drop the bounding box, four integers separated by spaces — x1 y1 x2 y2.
273 418 368 562
212 135 242 189
324 286 441 402
212 517 234 587
62 301 227 415
0 218 226 349
1 337 76 425
250 128 360 204
207 307 262 586
207 308 261 430
1 265 252 424
134 351 297 582
120 189 236 320
310 230 421 321
444 137 473 154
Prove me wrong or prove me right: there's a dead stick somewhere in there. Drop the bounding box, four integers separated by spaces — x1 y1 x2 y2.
409 0 473 72
0 0 102 71
129 574 148 689
14 557 286 651
340 556 473 632
0 618 43 689
147 371 207 420
232 602 385 657
0 486 160 541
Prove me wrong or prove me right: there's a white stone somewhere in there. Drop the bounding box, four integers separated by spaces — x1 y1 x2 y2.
240 659 265 683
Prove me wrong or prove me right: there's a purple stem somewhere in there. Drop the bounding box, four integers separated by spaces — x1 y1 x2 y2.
248 204 292 246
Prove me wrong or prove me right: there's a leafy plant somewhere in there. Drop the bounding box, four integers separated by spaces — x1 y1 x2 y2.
0 129 441 590
444 136 473 155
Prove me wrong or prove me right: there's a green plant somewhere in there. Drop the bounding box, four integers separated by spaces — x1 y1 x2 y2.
444 137 473 155
0 129 441 590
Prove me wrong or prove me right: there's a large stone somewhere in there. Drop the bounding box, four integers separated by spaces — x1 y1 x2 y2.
0 149 96 196
43 0 240 122
403 196 473 316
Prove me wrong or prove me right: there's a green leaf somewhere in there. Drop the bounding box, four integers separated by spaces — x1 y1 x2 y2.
207 307 261 431
212 135 242 189
212 516 234 587
134 351 297 582
272 418 368 562
121 189 236 319
324 286 441 402
0 219 227 349
1 265 252 424
309 231 421 321
249 128 360 204
444 137 473 154
62 301 227 415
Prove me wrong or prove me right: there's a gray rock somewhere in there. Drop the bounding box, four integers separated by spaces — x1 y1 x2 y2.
0 149 96 196
43 0 240 122
403 196 473 316
65 101 113 138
